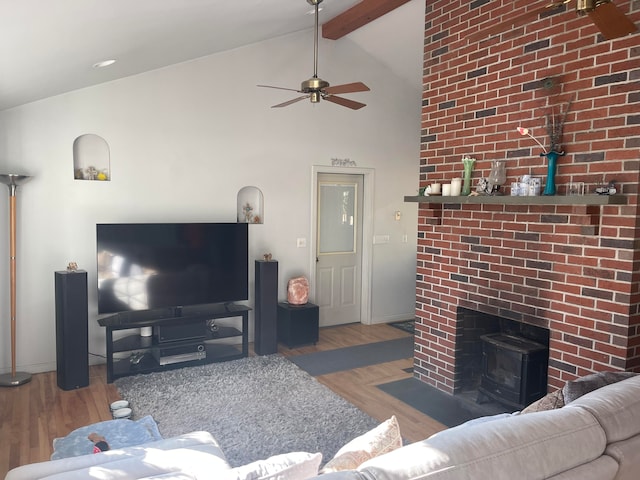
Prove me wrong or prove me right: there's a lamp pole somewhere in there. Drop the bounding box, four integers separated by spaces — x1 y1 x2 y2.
0 174 32 387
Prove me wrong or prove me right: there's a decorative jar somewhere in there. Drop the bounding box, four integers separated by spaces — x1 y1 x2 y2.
488 160 506 195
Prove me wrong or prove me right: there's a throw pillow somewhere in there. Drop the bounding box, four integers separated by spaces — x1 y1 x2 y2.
563 371 638 404
219 452 322 480
320 415 402 473
521 389 565 414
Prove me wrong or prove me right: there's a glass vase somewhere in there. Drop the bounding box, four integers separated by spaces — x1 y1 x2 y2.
461 156 475 196
488 160 506 195
542 151 560 196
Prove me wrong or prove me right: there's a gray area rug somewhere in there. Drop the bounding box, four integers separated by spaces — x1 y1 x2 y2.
115 355 379 467
290 336 414 376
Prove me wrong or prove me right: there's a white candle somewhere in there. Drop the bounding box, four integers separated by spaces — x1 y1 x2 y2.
450 178 462 196
430 183 441 194
442 184 451 196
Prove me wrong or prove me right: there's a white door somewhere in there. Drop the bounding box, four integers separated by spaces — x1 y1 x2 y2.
315 173 364 326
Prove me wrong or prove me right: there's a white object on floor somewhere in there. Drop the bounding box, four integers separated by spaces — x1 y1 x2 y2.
110 400 129 411
112 407 132 419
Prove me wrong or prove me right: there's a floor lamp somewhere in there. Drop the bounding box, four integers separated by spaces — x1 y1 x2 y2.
0 174 32 387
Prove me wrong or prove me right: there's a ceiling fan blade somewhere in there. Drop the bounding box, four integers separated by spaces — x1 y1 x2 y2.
468 0 568 42
257 84 301 93
588 1 637 39
271 95 309 108
323 95 366 110
324 82 370 95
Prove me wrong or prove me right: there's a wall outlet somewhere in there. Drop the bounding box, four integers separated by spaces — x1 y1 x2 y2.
296 237 307 248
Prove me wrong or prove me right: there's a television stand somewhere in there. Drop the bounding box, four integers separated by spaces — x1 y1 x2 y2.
99 304 250 383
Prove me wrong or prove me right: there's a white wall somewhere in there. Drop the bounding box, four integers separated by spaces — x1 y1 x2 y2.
0 30 420 375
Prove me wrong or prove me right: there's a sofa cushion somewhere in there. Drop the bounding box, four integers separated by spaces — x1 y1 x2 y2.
353 407 606 479
605 433 640 480
22 446 231 480
219 452 322 480
545 455 618 480
321 416 401 473
567 375 640 444
137 474 197 480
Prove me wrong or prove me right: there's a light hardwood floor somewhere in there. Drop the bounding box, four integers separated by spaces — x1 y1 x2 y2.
0 322 445 477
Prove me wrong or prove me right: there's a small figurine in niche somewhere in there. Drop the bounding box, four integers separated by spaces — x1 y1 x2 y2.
242 202 254 223
287 276 309 305
85 166 98 180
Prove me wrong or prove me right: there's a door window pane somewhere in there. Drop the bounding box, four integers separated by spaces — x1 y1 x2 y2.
318 183 356 254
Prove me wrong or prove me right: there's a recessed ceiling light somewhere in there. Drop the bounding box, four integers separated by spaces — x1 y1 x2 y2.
92 59 116 69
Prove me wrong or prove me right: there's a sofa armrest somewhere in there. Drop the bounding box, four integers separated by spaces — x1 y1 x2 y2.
5 432 227 480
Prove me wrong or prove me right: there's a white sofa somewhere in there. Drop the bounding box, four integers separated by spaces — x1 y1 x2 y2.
7 375 640 480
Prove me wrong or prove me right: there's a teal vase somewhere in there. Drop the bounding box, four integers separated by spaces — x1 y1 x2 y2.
542 151 563 196
461 157 475 196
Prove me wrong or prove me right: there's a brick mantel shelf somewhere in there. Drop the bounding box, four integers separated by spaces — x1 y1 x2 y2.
404 195 627 206
405 194 626 235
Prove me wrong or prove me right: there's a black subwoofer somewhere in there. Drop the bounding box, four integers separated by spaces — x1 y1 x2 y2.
55 270 89 390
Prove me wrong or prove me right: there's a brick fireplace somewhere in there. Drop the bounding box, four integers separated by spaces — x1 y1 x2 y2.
413 0 640 396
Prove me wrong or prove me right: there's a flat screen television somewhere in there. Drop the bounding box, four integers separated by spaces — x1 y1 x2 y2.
97 223 248 314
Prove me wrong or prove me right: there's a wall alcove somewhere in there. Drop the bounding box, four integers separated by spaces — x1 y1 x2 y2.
73 134 111 181
237 186 264 224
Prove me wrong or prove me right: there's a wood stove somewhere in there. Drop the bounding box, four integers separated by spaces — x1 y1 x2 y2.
478 333 548 410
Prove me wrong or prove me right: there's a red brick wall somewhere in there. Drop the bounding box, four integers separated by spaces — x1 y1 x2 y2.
416 0 640 393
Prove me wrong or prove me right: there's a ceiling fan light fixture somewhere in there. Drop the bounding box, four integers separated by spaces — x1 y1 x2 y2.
301 77 330 92
310 91 321 103
576 0 599 15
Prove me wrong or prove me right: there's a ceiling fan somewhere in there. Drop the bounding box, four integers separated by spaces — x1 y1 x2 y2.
470 0 637 42
257 0 370 110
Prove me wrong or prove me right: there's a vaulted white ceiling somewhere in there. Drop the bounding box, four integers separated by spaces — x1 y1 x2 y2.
0 0 424 112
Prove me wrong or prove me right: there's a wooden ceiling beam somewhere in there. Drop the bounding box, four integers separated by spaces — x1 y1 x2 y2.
322 0 412 40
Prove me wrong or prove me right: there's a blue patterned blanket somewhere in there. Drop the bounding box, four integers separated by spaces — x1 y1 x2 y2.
51 415 162 460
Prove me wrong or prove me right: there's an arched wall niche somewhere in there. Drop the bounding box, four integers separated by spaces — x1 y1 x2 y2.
73 134 111 181
237 186 264 224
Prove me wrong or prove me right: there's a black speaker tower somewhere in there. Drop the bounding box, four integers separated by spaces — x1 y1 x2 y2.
55 270 89 390
254 260 278 355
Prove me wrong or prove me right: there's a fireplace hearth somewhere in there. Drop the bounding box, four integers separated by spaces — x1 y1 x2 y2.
478 333 548 410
